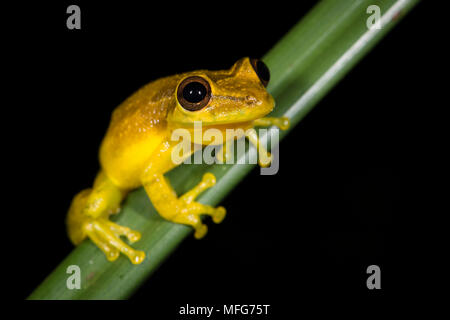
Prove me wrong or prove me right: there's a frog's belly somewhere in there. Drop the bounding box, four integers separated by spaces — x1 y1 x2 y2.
99 133 165 190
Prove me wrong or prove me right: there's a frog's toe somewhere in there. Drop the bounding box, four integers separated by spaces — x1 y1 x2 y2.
216 144 232 164
194 224 208 239
180 173 216 204
104 220 142 244
86 228 120 262
258 152 272 168
201 172 216 188
212 206 226 224
277 116 290 130
87 219 146 264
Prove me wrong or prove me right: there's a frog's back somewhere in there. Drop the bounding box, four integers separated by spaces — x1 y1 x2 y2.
99 75 182 189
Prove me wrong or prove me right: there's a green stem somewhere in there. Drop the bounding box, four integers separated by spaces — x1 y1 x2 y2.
28 0 419 300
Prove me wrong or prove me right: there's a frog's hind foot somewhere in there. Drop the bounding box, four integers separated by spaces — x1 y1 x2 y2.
85 218 145 264
66 184 145 265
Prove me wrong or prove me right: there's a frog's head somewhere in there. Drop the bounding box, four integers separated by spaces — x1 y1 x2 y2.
167 57 274 129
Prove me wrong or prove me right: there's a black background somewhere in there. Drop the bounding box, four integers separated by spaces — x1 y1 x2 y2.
6 0 435 312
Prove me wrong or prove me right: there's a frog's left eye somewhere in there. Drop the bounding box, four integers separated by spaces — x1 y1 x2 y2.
250 58 270 87
177 76 212 111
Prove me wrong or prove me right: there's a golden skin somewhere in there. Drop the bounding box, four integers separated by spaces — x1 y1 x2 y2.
66 57 289 264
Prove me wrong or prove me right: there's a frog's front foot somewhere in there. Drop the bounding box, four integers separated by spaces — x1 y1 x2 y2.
246 116 290 167
147 173 226 240
67 188 146 264
178 173 227 239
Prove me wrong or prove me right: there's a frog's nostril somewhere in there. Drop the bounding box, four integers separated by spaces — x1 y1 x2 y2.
245 95 258 105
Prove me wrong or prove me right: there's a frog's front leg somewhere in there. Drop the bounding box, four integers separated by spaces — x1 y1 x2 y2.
141 141 226 239
66 171 145 264
253 116 290 130
216 139 233 164
246 116 290 167
216 117 289 165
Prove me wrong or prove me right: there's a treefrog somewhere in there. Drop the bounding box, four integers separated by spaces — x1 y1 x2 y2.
66 57 289 264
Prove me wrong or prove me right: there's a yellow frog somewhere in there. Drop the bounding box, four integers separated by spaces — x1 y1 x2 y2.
66 57 289 264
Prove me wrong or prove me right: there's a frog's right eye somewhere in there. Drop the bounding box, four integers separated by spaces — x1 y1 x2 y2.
177 76 212 111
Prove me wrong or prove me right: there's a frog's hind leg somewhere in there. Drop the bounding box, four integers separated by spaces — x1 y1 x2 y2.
66 171 145 264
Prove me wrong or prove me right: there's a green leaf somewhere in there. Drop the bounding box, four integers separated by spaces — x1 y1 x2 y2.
28 0 419 300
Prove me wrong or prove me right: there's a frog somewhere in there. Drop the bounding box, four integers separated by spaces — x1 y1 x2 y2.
66 57 290 264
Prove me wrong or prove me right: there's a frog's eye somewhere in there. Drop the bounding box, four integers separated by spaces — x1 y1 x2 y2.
177 76 212 111
250 58 270 87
